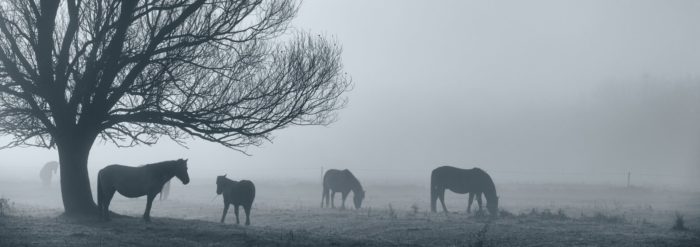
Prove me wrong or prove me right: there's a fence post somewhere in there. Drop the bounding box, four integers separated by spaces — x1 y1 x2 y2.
627 172 631 187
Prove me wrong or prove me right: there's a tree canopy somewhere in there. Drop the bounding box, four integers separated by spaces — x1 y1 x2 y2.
0 0 351 216
0 0 350 151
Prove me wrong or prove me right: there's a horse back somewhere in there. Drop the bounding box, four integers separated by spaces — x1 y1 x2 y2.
432 166 495 194
224 180 255 206
98 164 153 198
323 169 359 192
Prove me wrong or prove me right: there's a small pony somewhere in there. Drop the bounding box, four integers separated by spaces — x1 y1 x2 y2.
216 175 255 225
321 169 365 209
97 159 190 222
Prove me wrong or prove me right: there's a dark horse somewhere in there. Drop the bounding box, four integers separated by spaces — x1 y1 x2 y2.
97 159 190 221
321 169 365 209
430 166 498 216
39 161 59 187
216 175 255 225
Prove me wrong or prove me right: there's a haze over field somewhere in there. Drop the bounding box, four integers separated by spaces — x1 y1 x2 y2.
0 0 698 189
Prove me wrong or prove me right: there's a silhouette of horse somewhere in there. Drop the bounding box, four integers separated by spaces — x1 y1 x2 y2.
159 180 171 201
97 159 190 221
39 161 58 187
321 169 365 209
216 175 255 225
430 166 499 216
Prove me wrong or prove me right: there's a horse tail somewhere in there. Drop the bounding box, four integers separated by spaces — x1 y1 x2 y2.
321 171 329 208
430 169 438 212
250 182 256 204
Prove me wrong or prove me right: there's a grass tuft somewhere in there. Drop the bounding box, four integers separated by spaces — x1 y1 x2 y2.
672 212 688 231
519 208 569 220
581 212 626 224
410 203 419 215
387 204 397 219
468 223 494 247
0 197 11 216
498 209 515 218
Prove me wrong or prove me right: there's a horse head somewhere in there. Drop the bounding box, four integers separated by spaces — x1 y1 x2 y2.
174 159 190 185
215 175 228 195
486 195 499 217
353 190 365 209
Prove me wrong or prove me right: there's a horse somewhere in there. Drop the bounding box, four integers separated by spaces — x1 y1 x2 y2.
159 179 171 201
430 166 499 216
321 169 365 209
97 159 190 222
39 161 59 187
216 175 255 225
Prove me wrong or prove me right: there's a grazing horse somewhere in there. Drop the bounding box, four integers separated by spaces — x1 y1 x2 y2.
430 166 499 216
39 161 59 187
97 159 190 222
321 169 365 209
216 175 255 225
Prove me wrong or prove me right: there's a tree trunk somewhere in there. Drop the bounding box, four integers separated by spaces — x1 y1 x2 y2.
57 134 98 217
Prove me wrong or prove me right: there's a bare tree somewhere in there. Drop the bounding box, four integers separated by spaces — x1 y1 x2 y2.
0 0 351 216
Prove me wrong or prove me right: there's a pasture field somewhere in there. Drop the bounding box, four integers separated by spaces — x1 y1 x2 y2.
1 178 699 246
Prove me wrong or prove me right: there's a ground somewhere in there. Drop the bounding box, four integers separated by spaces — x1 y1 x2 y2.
1 179 699 246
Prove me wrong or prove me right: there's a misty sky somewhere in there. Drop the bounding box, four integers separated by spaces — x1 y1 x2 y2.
0 0 698 189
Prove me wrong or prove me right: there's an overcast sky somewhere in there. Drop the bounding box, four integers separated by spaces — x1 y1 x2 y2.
0 0 698 189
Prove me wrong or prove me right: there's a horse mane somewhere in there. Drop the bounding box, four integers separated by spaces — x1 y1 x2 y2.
141 159 185 173
217 175 235 184
471 167 497 198
342 169 363 192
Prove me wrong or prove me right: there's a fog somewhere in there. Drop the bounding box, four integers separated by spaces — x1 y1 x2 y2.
0 0 699 189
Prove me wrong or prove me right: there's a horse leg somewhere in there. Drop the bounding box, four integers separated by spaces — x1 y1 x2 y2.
438 188 448 214
331 191 336 208
234 205 240 225
341 191 349 209
321 186 327 208
468 193 474 213
476 192 483 212
243 204 251 226
430 185 438 213
102 188 116 221
143 194 156 222
221 203 229 223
